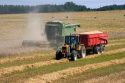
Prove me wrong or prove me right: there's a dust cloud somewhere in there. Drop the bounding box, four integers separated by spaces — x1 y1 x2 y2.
24 13 47 41
0 10 49 56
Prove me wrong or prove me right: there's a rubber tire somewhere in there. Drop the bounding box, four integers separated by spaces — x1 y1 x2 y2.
71 50 77 61
80 46 86 58
100 44 105 53
94 46 100 54
56 51 63 60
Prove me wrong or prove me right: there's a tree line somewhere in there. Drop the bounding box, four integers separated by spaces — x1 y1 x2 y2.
0 2 125 14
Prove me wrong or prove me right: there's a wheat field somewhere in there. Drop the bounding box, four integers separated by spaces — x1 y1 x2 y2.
0 10 125 83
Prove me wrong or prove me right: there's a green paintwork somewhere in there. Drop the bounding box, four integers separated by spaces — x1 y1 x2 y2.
45 20 80 44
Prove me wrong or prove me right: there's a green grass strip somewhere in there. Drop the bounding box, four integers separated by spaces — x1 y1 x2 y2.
0 51 125 83
55 63 125 83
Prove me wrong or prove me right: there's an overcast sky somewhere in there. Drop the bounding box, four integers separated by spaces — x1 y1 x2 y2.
0 0 125 8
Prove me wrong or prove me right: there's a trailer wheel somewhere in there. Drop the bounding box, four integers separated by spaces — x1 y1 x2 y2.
71 50 77 61
80 46 86 58
100 44 105 53
56 51 63 60
94 46 100 54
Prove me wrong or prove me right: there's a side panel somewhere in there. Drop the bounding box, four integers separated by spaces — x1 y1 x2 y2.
79 35 88 47
88 34 100 46
79 33 108 47
99 33 108 44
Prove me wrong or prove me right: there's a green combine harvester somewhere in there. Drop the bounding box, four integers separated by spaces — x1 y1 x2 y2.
22 20 80 47
45 21 80 46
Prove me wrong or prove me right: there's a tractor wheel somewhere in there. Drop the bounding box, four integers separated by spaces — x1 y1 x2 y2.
71 50 78 61
56 51 63 60
80 46 86 58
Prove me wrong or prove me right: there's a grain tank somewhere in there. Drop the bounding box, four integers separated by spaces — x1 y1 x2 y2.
45 21 80 45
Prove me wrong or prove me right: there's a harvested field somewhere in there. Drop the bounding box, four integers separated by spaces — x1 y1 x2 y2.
0 59 68 77
54 62 125 83
0 47 125 76
26 58 125 83
0 47 124 77
1 51 125 83
83 71 125 83
0 10 125 83
0 10 125 55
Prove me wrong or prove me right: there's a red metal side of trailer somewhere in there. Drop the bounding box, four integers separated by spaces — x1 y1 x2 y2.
79 33 108 47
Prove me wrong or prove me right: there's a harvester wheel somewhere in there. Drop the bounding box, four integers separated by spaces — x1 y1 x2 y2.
56 51 63 60
71 50 78 61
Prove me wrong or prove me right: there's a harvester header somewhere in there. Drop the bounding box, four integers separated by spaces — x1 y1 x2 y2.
22 20 80 47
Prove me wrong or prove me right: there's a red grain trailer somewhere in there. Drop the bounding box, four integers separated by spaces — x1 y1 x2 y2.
80 33 108 47
79 31 108 54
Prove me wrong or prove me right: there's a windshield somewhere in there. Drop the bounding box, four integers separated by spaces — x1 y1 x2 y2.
65 36 78 45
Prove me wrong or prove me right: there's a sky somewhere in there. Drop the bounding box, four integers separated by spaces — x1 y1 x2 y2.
0 0 125 8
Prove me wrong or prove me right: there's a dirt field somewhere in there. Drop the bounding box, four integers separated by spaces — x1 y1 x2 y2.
0 10 125 83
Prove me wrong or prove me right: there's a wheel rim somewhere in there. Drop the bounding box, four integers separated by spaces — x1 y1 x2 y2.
71 50 78 61
81 46 86 58
82 52 86 58
74 55 77 61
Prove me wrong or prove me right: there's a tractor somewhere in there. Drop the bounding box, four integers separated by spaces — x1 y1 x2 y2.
56 34 86 61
